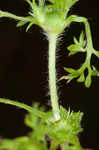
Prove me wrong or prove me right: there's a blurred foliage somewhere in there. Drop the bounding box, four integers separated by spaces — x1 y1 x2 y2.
0 104 83 150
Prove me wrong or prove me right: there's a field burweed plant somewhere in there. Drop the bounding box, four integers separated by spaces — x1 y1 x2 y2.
0 0 98 150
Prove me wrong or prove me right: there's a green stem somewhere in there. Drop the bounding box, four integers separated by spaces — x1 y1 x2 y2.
0 98 33 112
66 15 93 48
48 33 60 120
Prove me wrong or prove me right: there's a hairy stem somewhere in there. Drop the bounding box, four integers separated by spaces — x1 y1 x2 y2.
48 33 60 120
0 98 33 112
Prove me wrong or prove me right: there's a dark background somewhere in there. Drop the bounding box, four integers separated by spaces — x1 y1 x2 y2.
0 0 99 149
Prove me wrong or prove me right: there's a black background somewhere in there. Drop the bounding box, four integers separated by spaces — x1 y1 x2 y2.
0 0 99 149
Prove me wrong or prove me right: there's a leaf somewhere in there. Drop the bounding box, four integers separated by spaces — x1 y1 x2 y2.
67 44 83 55
60 67 80 83
85 74 92 88
66 0 79 11
39 0 45 6
79 31 84 45
92 65 99 76
68 44 82 51
94 50 99 58
79 31 87 48
60 75 74 83
26 21 35 32
16 20 27 27
73 36 79 44
0 10 3 18
26 0 34 9
0 139 15 150
77 73 85 82
67 31 86 56
64 67 77 74
25 103 45 129
62 67 80 83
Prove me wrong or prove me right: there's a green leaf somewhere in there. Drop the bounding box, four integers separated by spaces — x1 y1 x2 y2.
26 21 34 32
66 0 79 12
79 31 84 45
26 0 34 9
67 31 86 56
79 31 87 48
74 37 79 44
67 44 83 55
60 67 80 83
16 20 27 27
39 0 45 6
92 65 99 76
85 74 92 88
77 73 85 82
64 67 77 74
62 67 80 83
68 44 82 51
61 75 74 83
94 50 99 58
0 10 3 18
25 103 45 129
0 139 15 150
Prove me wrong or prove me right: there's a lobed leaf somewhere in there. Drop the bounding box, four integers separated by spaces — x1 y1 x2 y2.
67 44 83 55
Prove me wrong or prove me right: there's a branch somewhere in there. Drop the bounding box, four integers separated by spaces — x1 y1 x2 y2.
0 10 31 22
0 98 33 112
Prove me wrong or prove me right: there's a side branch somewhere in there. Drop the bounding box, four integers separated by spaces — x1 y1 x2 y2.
62 15 99 87
66 15 93 48
0 10 31 22
0 98 33 112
